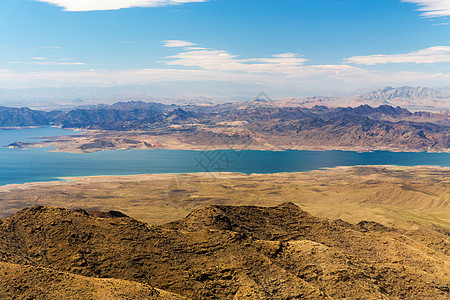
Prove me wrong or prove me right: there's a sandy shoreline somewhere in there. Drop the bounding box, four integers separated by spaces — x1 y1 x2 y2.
1 165 448 193
40 142 450 154
0 165 448 233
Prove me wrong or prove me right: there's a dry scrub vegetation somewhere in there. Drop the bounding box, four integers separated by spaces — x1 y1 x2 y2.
0 166 449 299
0 166 448 230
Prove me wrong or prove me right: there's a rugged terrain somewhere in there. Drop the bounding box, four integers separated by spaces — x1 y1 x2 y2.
0 202 448 299
0 261 184 299
0 166 448 299
2 100 449 153
276 86 450 110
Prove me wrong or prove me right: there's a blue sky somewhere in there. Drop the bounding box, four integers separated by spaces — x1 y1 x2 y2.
1 0 450 98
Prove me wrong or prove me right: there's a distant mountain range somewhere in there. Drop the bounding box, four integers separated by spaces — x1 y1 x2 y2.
276 86 450 110
1 100 449 152
0 85 449 111
0 106 48 127
350 86 449 109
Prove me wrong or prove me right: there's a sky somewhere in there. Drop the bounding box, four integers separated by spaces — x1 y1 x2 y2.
1 0 450 100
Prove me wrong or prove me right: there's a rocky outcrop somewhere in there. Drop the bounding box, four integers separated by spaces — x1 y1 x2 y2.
0 106 49 127
0 203 448 299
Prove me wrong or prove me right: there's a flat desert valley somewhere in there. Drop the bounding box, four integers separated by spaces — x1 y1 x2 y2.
1 166 448 229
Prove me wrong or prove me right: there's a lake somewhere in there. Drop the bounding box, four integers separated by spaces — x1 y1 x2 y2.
0 127 449 186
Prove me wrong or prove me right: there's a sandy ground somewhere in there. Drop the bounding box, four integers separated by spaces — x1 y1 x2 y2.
0 166 448 231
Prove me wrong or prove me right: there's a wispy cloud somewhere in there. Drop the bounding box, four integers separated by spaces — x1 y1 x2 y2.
32 46 62 50
1 67 449 95
9 61 85 66
4 41 450 94
344 46 450 65
5 41 370 89
163 43 309 75
163 40 197 48
34 0 209 12
402 0 450 17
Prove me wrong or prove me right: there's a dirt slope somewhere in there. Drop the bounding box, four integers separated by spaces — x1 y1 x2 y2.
0 261 185 300
0 203 448 299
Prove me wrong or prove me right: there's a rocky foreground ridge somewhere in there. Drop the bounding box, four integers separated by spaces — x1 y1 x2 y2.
0 203 448 299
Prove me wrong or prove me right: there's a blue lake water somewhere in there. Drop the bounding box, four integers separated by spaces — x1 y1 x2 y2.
0 127 449 186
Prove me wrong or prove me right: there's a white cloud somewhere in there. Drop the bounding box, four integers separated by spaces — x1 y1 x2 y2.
4 41 450 95
11 57 85 66
159 42 383 82
164 45 309 74
34 0 209 12
402 0 450 17
1 67 449 96
1 64 450 97
344 46 450 65
163 40 197 48
161 43 380 83
32 46 62 50
9 61 85 66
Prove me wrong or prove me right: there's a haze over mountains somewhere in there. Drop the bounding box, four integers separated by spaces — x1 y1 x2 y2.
278 86 450 111
0 86 449 111
352 86 447 108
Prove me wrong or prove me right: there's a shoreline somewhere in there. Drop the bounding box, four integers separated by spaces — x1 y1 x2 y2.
13 141 450 154
2 127 448 154
0 165 448 232
1 165 448 192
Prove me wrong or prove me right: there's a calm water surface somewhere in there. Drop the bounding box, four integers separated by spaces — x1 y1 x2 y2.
0 127 449 186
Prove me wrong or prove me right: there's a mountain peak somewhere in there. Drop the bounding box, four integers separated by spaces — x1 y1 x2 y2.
1 204 448 299
352 86 447 108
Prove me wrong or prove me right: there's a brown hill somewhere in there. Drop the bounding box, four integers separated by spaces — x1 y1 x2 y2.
0 261 184 300
0 203 449 299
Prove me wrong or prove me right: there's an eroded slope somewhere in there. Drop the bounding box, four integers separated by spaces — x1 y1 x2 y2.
0 203 448 299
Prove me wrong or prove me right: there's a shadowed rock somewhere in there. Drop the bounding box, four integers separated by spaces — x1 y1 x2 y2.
0 203 448 299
